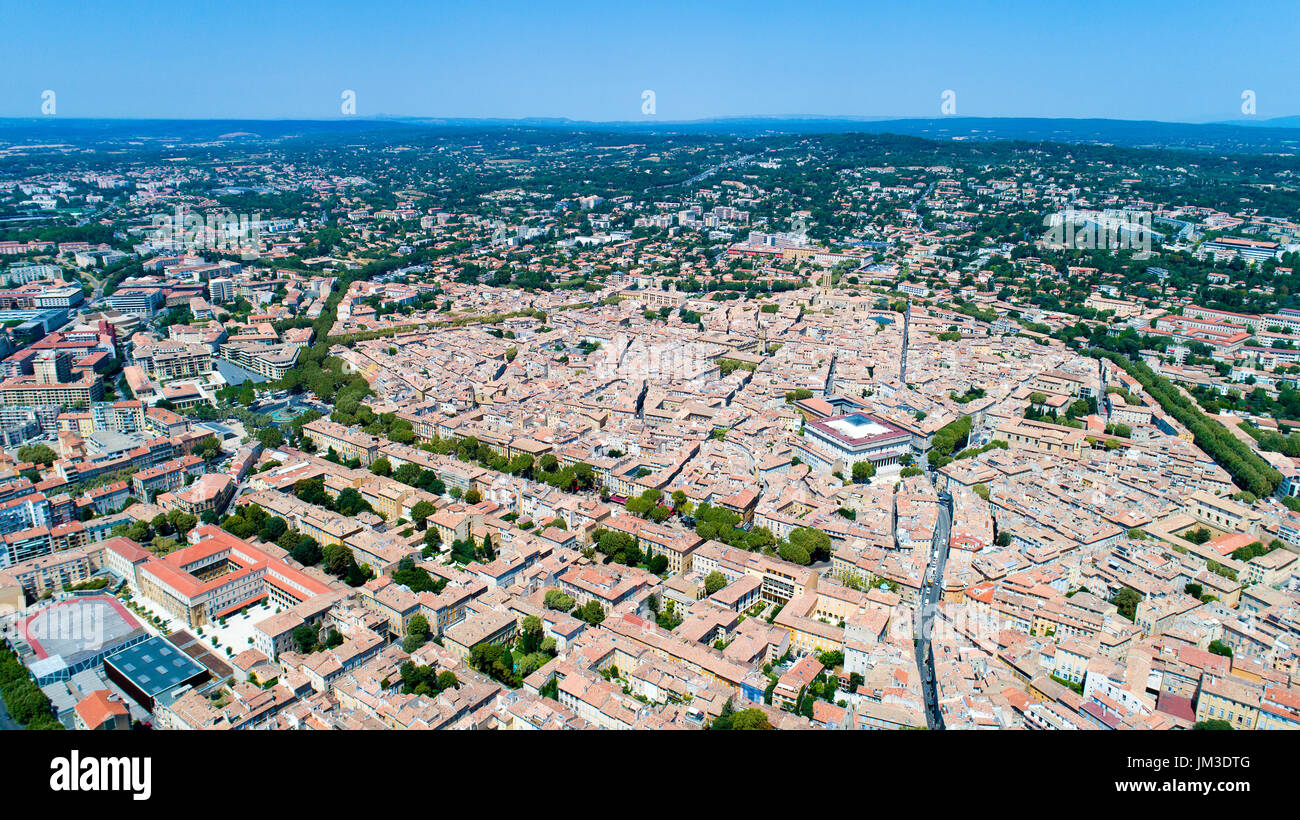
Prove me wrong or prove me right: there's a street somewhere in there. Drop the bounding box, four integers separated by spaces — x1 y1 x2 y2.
914 489 951 729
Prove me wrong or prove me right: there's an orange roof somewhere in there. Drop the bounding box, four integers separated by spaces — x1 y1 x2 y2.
74 689 128 729
1206 532 1255 557
965 582 995 603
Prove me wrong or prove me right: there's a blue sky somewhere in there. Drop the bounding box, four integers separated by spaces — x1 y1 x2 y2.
1 0 1297 122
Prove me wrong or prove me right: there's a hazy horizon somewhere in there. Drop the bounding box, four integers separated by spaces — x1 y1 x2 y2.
2 113 1300 125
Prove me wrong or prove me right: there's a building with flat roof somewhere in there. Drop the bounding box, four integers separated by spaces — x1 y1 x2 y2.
219 341 302 380
798 412 911 474
13 595 148 684
0 372 104 408
102 634 208 710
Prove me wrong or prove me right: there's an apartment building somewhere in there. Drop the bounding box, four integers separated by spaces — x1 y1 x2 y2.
219 341 301 380
0 372 104 408
303 418 381 466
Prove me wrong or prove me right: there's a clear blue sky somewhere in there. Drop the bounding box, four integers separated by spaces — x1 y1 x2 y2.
1 0 1297 122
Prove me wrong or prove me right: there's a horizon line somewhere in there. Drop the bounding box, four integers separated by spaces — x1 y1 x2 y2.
0 113 1295 127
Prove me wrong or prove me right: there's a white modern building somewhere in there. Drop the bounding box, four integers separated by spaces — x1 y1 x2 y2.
797 412 912 474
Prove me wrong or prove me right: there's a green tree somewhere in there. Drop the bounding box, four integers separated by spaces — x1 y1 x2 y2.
403 614 431 652
194 435 222 461
1111 588 1141 621
167 509 197 536
410 500 436 531
291 536 322 566
1192 719 1234 730
257 427 284 449
732 709 774 730
422 527 442 553
788 527 831 563
519 615 544 654
778 541 811 565
259 516 287 543
544 589 575 611
292 623 318 654
323 543 355 577
704 571 728 595
393 463 421 486
16 443 57 466
577 599 605 625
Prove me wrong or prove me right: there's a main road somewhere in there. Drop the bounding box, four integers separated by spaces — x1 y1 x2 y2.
914 489 952 729
644 154 757 192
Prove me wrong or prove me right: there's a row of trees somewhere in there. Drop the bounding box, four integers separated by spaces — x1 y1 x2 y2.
404 434 598 496
927 415 973 470
371 459 446 499
1089 350 1281 497
1240 421 1300 459
0 642 60 729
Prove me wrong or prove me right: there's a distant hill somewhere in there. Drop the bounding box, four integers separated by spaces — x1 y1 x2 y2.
1214 115 1300 129
3 114 1300 154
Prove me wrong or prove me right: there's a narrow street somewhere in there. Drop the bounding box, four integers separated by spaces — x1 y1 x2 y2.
914 489 952 729
900 302 910 383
